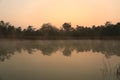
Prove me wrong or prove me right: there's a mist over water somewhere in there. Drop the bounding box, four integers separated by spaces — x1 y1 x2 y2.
0 40 120 80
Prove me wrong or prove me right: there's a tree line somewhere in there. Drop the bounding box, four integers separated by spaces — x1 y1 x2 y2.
0 20 120 39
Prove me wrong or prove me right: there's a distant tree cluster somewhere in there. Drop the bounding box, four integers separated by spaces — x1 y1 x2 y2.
0 20 120 39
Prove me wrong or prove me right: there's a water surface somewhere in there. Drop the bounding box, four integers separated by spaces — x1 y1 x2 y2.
0 40 120 80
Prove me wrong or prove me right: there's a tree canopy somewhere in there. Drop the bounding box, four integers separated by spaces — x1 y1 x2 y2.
0 20 120 39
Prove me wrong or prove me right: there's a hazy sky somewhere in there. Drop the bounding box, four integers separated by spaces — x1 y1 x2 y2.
0 0 120 28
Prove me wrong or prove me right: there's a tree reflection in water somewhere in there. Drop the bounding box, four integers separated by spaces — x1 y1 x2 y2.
0 40 120 62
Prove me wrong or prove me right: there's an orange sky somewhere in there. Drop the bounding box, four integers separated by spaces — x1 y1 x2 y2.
0 0 120 28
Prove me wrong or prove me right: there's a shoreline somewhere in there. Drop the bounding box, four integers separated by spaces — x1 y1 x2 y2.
0 36 120 40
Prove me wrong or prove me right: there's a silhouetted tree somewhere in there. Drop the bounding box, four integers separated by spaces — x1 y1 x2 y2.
23 26 35 36
61 23 76 37
62 23 71 31
40 23 59 36
0 21 13 36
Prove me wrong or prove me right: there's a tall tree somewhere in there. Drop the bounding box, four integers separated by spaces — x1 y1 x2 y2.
62 23 71 31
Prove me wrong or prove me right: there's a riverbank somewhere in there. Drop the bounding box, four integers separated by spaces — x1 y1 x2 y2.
0 36 120 40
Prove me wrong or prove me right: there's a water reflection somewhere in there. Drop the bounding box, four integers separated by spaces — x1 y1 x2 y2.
100 58 114 80
0 40 120 61
0 40 120 80
116 64 120 80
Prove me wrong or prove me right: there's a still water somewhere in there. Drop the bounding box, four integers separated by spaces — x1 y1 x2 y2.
0 40 120 80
